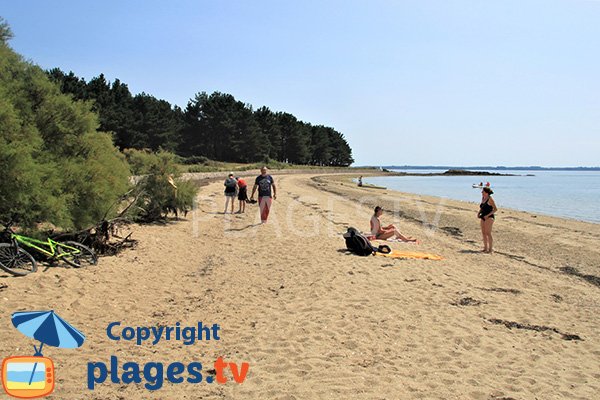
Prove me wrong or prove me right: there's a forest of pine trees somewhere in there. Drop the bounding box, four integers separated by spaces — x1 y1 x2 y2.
47 69 354 166
1 16 352 231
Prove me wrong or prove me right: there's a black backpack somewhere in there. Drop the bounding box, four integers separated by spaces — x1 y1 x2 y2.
343 227 391 256
225 178 237 189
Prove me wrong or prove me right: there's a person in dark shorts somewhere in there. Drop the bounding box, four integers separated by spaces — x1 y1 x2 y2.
250 167 277 224
237 177 248 213
223 173 238 214
478 186 498 253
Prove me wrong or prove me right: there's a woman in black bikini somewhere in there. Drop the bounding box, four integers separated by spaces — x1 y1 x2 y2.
478 187 497 253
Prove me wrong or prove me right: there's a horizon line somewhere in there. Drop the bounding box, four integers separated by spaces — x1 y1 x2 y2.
355 165 600 170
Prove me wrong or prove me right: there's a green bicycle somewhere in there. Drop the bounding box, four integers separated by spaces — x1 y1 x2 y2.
0 220 97 277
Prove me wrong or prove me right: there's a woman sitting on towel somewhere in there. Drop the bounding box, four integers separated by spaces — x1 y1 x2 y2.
370 206 417 242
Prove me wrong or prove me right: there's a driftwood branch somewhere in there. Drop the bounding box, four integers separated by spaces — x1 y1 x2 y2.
52 194 140 257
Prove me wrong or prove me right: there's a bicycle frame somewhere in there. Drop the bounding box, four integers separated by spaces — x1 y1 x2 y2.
11 234 81 259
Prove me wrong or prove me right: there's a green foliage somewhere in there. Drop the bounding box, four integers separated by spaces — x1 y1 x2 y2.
47 71 184 152
0 17 13 43
66 133 131 228
49 69 355 167
184 158 338 173
130 93 183 151
181 155 209 165
123 148 159 175
255 106 281 160
130 151 198 221
171 180 197 216
0 31 130 230
124 148 187 175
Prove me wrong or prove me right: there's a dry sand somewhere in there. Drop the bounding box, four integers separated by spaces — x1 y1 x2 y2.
1 172 599 399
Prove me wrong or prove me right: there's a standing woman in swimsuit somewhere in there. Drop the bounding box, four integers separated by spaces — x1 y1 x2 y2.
478 187 497 253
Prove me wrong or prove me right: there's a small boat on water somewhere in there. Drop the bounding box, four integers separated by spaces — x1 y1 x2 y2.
472 182 491 189
362 183 387 190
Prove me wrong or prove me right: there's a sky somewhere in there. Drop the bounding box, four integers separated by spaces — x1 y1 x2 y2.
2 0 599 166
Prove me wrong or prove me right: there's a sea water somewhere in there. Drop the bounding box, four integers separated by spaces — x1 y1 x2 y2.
363 170 600 223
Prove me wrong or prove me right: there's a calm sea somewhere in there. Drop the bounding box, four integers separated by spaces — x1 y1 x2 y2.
362 169 600 223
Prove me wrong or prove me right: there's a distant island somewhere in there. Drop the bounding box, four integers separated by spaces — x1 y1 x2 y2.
440 169 514 176
371 165 600 171
355 167 520 176
383 169 517 177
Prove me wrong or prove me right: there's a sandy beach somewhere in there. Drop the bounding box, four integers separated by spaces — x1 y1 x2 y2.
1 172 599 400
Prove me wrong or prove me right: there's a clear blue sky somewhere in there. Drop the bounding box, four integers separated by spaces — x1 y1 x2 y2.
3 0 599 166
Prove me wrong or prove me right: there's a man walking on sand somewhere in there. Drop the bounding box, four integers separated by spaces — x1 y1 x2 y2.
250 166 277 224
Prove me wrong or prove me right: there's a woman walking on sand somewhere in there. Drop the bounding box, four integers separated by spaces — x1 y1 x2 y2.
478 187 497 253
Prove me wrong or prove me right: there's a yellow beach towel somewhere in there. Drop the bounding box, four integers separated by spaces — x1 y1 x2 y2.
375 250 443 261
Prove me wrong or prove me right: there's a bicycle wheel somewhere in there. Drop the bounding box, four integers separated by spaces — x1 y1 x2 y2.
58 241 98 268
0 243 38 276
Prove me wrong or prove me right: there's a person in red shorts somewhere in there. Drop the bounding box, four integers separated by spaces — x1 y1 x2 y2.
250 167 277 224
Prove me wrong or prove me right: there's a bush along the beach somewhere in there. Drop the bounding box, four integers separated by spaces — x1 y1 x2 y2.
124 148 186 175
0 31 130 230
128 151 198 221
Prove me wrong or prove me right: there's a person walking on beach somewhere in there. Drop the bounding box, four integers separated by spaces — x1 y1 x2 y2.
478 187 497 253
370 206 417 242
237 177 248 213
223 173 238 214
250 167 277 224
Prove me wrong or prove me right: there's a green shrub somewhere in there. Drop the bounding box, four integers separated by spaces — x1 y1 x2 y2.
187 164 217 173
130 151 198 221
123 148 157 175
181 155 209 165
66 133 131 228
0 38 130 230
172 180 197 216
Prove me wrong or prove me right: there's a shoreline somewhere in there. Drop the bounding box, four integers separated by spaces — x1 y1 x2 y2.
313 173 600 278
352 173 600 225
1 172 599 399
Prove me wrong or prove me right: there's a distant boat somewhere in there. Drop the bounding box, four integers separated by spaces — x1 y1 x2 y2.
362 183 387 190
472 182 491 189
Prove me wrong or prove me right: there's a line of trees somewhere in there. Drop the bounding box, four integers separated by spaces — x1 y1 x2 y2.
1 15 353 233
47 70 354 166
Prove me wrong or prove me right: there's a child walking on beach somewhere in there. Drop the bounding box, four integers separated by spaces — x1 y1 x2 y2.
237 177 248 213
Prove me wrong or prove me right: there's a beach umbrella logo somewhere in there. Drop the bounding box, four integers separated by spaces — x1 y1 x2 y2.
2 310 85 399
